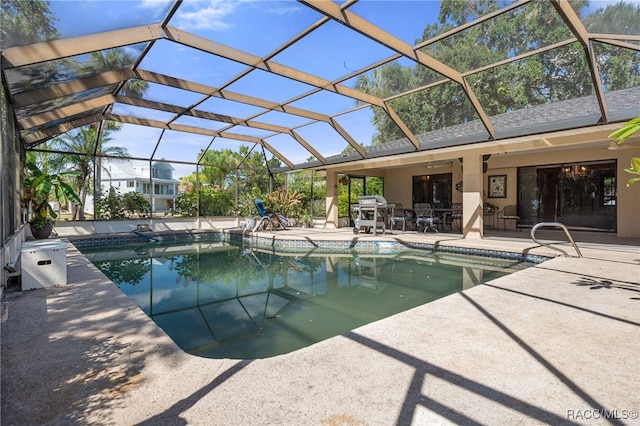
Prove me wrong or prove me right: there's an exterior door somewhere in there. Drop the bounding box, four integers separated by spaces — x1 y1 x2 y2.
412 173 452 208
518 161 616 231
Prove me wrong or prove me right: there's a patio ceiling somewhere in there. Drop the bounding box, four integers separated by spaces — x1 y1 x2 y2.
2 0 639 172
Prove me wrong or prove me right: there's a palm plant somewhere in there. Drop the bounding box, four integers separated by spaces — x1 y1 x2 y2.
609 117 640 186
23 162 81 238
50 124 128 219
264 189 305 218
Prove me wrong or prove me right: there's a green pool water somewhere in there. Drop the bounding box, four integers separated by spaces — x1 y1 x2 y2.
81 241 527 359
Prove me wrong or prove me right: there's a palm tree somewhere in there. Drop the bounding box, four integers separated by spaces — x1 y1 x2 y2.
81 48 149 97
50 124 128 220
48 47 150 220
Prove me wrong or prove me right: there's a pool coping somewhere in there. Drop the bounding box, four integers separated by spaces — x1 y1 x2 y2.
68 228 558 264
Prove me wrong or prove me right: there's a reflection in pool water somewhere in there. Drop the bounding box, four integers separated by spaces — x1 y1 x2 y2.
82 241 526 359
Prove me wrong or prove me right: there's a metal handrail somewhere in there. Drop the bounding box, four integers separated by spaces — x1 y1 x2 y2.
242 216 262 250
530 222 583 258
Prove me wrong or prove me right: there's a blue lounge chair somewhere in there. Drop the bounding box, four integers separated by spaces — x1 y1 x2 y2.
254 199 288 230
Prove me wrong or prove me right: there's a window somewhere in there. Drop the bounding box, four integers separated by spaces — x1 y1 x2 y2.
154 184 170 195
412 173 452 208
127 181 134 187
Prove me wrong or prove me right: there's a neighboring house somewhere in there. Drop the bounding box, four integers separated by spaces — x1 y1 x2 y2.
100 159 179 212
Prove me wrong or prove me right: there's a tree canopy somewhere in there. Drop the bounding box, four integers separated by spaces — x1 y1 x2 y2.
0 0 58 48
355 0 640 147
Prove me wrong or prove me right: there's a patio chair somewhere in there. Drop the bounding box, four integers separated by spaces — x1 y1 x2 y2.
254 199 288 231
498 205 520 231
450 203 462 231
414 203 439 233
388 204 408 232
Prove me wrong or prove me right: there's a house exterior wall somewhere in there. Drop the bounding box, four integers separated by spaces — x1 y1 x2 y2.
383 145 640 237
101 161 179 213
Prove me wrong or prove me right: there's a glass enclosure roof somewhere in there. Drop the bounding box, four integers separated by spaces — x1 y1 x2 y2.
2 0 639 172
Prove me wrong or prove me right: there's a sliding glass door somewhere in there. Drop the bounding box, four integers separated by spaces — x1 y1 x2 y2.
518 161 616 231
412 173 452 208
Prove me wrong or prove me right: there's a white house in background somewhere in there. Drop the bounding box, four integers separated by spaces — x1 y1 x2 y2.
100 159 179 212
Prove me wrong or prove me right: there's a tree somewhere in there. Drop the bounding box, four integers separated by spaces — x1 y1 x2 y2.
81 49 149 97
0 0 78 93
0 0 58 48
95 187 126 219
199 148 239 190
582 2 640 34
353 63 419 145
50 124 128 220
284 169 326 216
189 144 285 216
354 0 639 147
175 186 234 217
38 42 151 221
77 48 150 197
122 191 150 217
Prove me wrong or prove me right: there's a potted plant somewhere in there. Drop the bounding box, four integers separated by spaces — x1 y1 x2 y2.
484 202 498 214
23 162 81 239
297 210 313 228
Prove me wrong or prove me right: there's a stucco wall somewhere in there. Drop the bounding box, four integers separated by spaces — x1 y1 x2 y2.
53 217 243 237
383 145 640 237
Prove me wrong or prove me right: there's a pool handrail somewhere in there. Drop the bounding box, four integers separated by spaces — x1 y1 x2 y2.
530 222 583 258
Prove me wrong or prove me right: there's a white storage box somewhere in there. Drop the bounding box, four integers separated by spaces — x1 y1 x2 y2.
20 239 67 290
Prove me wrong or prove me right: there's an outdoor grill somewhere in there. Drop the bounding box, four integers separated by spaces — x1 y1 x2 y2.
353 195 388 236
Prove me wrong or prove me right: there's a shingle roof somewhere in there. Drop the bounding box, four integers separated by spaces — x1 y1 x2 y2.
311 85 640 168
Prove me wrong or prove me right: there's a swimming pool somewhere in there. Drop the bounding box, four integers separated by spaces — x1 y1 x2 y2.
81 240 528 359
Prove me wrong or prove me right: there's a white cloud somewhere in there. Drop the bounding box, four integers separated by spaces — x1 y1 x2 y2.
267 5 301 16
139 0 172 7
173 0 251 31
138 0 176 18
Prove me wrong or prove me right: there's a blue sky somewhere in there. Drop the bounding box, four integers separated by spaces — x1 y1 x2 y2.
43 0 443 176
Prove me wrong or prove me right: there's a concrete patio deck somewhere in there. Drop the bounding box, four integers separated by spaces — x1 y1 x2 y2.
1 229 639 425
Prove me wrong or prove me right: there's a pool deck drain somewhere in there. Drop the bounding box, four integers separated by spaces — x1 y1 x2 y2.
1 230 639 425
